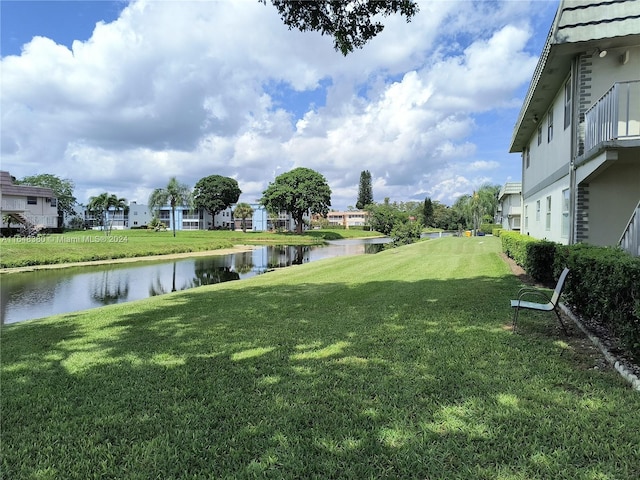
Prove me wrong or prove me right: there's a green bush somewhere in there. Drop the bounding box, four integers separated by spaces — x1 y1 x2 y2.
492 228 503 237
524 240 557 285
555 244 640 360
501 231 536 267
480 223 502 235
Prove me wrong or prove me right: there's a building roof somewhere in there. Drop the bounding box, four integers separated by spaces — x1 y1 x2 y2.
498 182 522 200
0 171 56 198
509 0 640 153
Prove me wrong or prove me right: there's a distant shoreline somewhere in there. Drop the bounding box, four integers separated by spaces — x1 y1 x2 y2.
0 246 256 274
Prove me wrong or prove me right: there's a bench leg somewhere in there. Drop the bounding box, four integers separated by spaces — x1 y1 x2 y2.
554 308 569 336
512 307 520 333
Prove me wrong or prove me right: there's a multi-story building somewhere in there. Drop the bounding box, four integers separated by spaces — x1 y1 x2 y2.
497 182 522 231
324 211 369 229
509 0 639 255
0 171 59 234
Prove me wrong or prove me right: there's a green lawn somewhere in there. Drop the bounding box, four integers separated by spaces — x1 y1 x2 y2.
2 236 639 479
0 228 380 268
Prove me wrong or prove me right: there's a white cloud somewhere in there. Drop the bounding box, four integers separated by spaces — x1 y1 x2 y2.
0 0 552 209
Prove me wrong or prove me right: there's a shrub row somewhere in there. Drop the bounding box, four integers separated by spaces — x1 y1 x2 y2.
501 232 640 361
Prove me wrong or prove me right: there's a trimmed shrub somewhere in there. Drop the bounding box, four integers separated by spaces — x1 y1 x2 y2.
501 231 537 268
555 244 640 360
524 240 557 285
492 228 503 237
480 223 502 235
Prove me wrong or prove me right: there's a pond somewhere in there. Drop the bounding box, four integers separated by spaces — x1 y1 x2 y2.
1 238 389 324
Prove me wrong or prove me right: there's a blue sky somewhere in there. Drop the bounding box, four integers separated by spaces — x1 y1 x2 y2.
1 0 558 209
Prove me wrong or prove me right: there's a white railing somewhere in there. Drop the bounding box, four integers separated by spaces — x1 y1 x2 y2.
584 80 640 152
619 200 640 257
1 199 27 212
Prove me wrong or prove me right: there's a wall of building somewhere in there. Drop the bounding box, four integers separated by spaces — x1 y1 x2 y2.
584 157 640 247
522 177 571 244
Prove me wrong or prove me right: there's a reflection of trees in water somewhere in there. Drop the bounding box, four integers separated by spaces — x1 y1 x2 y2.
148 262 177 296
90 270 130 305
364 243 385 254
234 252 254 274
267 245 310 268
191 259 240 287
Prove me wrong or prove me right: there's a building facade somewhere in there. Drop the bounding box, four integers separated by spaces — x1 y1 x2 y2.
0 171 59 233
497 182 522 231
510 0 639 255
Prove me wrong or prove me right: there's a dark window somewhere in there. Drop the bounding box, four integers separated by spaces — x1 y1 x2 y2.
27 196 37 205
564 79 572 130
547 110 554 142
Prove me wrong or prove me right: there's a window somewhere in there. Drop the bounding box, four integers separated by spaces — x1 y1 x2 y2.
537 123 542 145
50 198 57 207
545 196 552 230
524 148 530 169
27 196 37 205
547 110 554 142
536 200 541 222
564 79 572 129
561 189 570 237
524 205 529 229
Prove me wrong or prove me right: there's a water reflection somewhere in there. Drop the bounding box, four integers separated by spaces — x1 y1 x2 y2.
1 239 389 324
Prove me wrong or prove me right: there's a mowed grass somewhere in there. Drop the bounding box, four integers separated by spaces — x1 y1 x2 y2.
0 228 380 268
2 237 639 479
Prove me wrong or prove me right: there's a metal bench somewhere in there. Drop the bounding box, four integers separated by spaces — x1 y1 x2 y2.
510 267 570 335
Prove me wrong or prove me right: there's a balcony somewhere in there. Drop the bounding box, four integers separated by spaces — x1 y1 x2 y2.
584 80 640 153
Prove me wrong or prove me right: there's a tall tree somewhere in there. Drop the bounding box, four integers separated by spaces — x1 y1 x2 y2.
423 197 434 227
193 175 242 218
356 170 373 210
148 177 192 237
233 203 254 233
17 173 77 218
263 0 419 55
87 193 127 235
261 167 332 234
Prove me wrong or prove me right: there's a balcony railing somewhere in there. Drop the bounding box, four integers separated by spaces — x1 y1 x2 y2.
584 80 640 153
619 200 640 257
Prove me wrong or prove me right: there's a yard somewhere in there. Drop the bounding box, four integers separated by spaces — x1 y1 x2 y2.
2 236 639 479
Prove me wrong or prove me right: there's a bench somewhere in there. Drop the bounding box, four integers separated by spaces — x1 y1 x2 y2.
510 267 570 335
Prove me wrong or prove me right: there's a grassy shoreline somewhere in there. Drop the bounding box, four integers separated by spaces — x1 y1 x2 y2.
0 228 381 269
3 236 639 479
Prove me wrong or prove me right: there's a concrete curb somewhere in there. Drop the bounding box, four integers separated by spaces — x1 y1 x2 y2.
560 303 640 392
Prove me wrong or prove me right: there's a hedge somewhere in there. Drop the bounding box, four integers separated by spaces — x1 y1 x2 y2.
501 232 640 361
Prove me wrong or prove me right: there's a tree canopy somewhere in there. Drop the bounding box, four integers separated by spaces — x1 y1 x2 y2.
233 203 254 233
87 193 127 235
193 175 242 218
263 0 419 55
16 173 77 217
356 170 373 210
148 177 192 237
261 167 331 234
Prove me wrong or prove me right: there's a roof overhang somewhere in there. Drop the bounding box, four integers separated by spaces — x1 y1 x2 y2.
509 0 640 153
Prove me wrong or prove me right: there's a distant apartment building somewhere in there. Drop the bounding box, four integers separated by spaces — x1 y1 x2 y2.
324 211 369 228
0 171 59 233
497 182 522 231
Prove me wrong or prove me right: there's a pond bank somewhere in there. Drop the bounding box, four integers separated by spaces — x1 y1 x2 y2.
0 245 256 274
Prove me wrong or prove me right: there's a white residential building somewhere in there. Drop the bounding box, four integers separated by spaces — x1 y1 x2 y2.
510 0 640 255
497 182 522 231
0 171 59 233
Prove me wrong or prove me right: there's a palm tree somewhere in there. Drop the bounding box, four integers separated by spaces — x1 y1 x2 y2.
148 177 192 237
233 203 254 232
87 193 127 235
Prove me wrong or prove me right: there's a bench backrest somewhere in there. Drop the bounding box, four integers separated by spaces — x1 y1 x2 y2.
550 267 570 305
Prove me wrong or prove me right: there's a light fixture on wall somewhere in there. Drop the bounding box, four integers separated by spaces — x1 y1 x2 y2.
597 48 608 58
532 114 539 124
620 50 630 64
